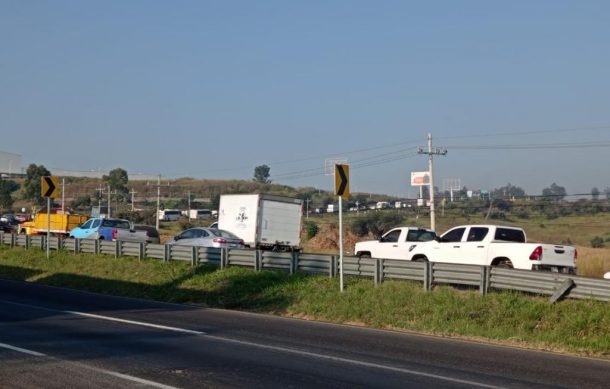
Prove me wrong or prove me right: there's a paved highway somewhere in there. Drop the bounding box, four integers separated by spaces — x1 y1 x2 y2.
0 279 608 388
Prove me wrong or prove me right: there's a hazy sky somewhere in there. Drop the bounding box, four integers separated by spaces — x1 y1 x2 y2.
2 1 610 197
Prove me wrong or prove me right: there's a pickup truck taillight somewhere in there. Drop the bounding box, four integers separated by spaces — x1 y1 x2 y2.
529 246 543 261
574 248 578 265
112 228 118 240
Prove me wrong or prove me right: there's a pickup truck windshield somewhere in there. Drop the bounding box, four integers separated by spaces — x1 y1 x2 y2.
494 228 525 243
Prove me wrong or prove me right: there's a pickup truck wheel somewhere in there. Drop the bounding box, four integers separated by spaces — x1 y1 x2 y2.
358 253 371 259
495 259 513 269
412 256 428 263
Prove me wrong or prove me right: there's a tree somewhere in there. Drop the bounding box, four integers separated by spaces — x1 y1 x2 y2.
23 164 51 206
541 183 566 201
70 195 92 211
491 183 526 199
591 187 600 201
253 164 271 184
103 168 129 202
0 180 19 210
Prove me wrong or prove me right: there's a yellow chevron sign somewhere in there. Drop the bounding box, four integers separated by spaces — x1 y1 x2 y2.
41 176 59 198
334 164 349 199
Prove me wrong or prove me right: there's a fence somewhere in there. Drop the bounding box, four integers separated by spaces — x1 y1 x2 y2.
1 231 609 302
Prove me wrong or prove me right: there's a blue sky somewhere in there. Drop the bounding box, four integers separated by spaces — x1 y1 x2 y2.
2 1 610 197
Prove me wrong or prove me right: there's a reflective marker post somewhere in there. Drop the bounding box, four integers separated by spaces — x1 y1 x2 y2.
46 196 50 259
339 195 344 292
41 176 59 259
334 164 349 293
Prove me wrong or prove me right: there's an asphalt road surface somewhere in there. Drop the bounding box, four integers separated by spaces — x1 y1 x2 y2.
0 279 608 388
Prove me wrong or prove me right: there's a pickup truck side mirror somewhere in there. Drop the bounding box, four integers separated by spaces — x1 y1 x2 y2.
435 236 442 242
174 235 180 241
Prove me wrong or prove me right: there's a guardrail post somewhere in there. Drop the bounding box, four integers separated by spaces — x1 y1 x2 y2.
164 244 170 262
41 235 46 250
254 250 260 271
192 246 198 266
480 266 490 295
373 258 379 287
57 236 63 251
330 255 336 278
94 239 100 255
74 238 80 254
423 262 432 291
138 242 145 261
10 233 16 248
290 251 296 275
220 248 226 269
113 240 119 258
25 235 31 250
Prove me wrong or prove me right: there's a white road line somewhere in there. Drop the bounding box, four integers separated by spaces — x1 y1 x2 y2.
0 300 204 335
0 341 178 388
79 364 180 389
204 335 508 389
0 299 504 387
0 342 46 357
65 310 205 335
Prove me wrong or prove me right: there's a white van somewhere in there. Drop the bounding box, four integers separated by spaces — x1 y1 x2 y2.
188 209 212 220
158 209 182 221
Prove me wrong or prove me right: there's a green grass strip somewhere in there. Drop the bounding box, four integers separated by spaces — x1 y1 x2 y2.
0 245 608 357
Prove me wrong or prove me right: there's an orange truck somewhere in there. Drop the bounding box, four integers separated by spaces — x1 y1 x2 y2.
19 207 88 236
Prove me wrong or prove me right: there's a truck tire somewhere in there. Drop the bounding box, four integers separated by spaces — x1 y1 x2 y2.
358 252 371 259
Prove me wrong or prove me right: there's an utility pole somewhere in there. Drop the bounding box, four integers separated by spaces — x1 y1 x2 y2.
188 190 192 220
418 133 447 231
107 184 111 218
155 175 161 231
130 188 137 212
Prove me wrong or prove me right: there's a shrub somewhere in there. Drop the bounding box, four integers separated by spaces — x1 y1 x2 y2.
350 218 369 237
591 236 605 248
303 221 319 239
349 212 404 237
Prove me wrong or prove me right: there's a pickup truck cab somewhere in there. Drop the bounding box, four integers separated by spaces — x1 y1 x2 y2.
354 227 437 260
408 225 576 273
69 217 147 242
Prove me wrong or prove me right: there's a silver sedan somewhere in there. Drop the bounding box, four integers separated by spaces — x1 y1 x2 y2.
167 227 244 249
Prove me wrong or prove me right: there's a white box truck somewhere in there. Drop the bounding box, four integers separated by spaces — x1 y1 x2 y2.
218 194 303 251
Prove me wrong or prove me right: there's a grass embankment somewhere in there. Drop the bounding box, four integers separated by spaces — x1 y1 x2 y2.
0 245 608 357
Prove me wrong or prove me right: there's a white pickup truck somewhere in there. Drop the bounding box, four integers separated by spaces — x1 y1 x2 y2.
407 224 576 273
354 227 437 260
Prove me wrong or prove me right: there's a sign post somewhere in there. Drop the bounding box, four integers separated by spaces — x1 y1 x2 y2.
334 164 349 292
41 176 59 259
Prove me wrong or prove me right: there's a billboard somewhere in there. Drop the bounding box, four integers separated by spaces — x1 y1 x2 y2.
411 171 430 186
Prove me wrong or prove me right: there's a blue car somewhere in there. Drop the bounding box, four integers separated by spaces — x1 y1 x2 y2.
69 217 132 240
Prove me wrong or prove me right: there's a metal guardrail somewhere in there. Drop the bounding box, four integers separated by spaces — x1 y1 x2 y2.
0 231 608 302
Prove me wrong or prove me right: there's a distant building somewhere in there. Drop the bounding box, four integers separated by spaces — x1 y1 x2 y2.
0 151 23 176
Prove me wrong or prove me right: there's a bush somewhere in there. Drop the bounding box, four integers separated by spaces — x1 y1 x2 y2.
179 219 194 230
349 212 404 237
591 236 605 248
303 221 319 240
350 218 369 237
